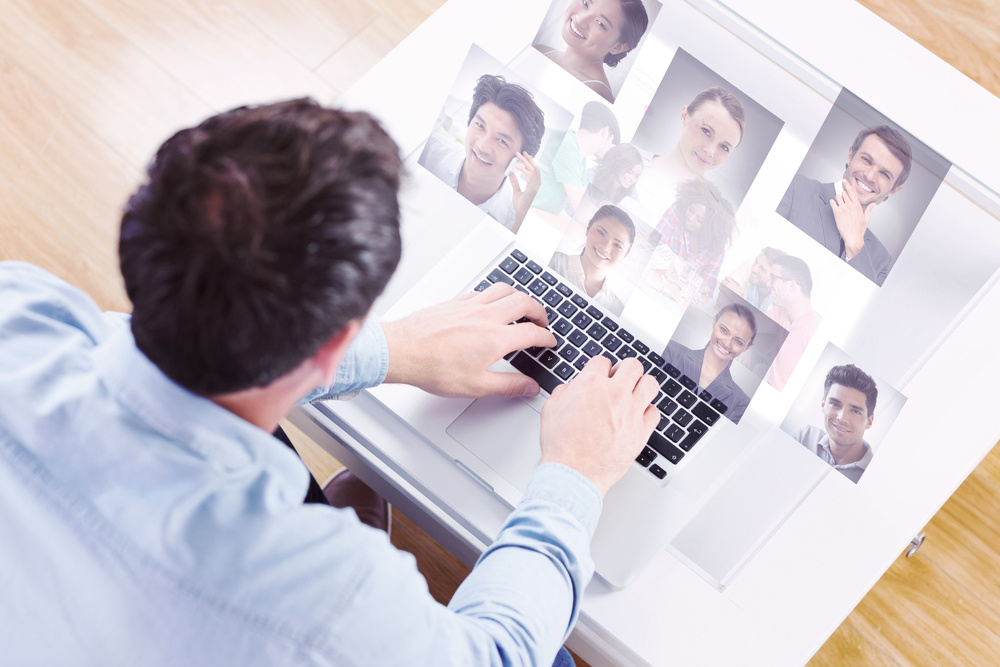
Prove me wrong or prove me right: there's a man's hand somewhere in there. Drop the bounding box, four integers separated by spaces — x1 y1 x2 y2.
382 283 556 398
539 356 659 497
510 151 541 233
830 179 875 259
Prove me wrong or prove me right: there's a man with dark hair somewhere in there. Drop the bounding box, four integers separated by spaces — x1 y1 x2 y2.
0 99 659 665
777 124 912 286
765 254 822 391
533 100 620 215
796 364 878 483
419 73 546 232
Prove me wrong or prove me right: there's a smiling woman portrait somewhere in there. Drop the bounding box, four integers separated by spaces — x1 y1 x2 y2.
662 302 756 424
535 0 650 103
548 204 635 315
638 86 744 218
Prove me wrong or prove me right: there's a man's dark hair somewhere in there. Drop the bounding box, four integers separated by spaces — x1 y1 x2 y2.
467 74 545 157
770 254 813 298
120 98 403 396
824 364 878 415
716 302 757 346
851 125 913 189
604 0 650 68
578 101 620 144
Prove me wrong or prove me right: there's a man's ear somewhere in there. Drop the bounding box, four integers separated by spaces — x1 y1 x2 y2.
889 183 904 197
314 319 364 385
865 413 874 429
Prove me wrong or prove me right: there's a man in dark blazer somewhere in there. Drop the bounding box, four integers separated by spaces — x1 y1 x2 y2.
776 125 911 287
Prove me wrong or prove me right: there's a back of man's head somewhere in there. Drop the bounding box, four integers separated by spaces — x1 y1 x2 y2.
578 101 620 144
851 125 913 189
467 74 545 157
120 98 403 396
772 254 813 298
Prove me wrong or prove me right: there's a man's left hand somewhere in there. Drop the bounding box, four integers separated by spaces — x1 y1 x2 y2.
381 283 556 399
830 179 875 259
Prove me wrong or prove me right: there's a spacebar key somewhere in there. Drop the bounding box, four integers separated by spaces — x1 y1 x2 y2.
509 352 563 395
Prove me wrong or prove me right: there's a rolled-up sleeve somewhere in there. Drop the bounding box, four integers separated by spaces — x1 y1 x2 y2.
298 319 389 403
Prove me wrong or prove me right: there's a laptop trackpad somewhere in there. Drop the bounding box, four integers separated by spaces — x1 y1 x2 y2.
446 395 543 494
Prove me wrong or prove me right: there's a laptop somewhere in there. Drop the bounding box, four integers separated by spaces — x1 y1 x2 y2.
310 0 1000 590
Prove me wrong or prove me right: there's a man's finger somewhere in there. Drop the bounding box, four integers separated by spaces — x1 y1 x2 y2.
501 320 557 354
479 370 542 399
488 289 550 327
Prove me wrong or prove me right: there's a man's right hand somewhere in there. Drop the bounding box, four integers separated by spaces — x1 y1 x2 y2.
539 356 659 497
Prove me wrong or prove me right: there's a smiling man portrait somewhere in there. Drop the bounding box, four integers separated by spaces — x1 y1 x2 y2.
419 74 546 232
776 125 912 287
795 364 878 483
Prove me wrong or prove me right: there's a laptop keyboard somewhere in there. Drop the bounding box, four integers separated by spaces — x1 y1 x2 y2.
473 247 730 481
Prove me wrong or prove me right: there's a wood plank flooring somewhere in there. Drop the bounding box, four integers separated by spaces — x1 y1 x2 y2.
3 1 998 665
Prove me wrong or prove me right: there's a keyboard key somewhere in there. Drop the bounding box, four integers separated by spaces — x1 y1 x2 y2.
558 345 580 362
544 306 557 325
582 341 602 357
601 316 619 332
633 340 650 355
657 396 678 416
698 388 713 402
678 374 697 391
678 425 707 452
553 318 572 336
556 282 573 297
538 349 559 369
638 357 652 372
571 294 588 309
509 352 561 394
542 289 563 307
677 389 698 409
568 329 588 347
672 408 693 427
618 328 634 343
500 256 520 274
554 362 575 380
572 312 593 330
691 401 720 426
525 259 543 274
648 351 665 367
647 432 685 465
616 346 637 360
710 398 730 414
475 280 491 292
528 279 548 296
662 378 681 397
657 413 670 431
602 334 622 352
557 301 578 318
511 249 528 262
587 322 608 341
541 271 558 285
585 305 604 320
648 464 667 479
649 367 668 384
664 424 685 442
573 356 588 371
664 363 681 378
487 269 514 285
636 446 657 468
513 268 533 285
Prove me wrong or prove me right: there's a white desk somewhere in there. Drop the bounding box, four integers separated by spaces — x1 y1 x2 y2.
291 1 1000 664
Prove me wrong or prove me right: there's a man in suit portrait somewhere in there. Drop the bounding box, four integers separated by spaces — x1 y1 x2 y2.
776 125 912 287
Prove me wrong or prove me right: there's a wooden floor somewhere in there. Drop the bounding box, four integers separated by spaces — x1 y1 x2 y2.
3 0 998 665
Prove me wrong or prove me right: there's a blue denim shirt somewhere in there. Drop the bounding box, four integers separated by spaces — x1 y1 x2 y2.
0 262 601 666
